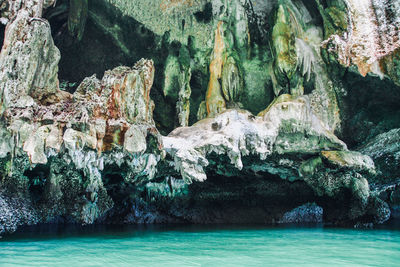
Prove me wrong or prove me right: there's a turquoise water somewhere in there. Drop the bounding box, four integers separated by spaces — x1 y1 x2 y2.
1 225 400 266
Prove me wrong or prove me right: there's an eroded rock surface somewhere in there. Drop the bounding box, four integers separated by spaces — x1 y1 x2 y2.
323 0 400 81
165 96 347 184
0 9 67 112
279 203 323 224
0 191 38 235
1 0 400 235
0 10 163 231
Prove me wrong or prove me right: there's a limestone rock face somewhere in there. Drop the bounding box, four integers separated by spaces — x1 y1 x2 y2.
164 97 346 184
0 2 164 232
164 99 380 223
3 58 159 158
0 59 162 226
279 203 323 224
104 0 214 49
323 0 400 79
320 151 375 175
0 191 38 235
2 0 400 235
0 0 56 24
359 128 400 182
0 11 162 227
0 9 67 112
74 59 156 125
300 154 371 221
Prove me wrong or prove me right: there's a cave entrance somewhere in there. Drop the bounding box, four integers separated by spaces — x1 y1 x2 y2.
24 164 51 203
189 172 318 223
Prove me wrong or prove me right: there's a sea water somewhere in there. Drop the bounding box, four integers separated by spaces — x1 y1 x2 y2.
1 224 399 266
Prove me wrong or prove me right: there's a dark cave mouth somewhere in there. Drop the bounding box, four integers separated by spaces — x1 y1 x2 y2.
342 71 400 148
24 165 51 203
100 163 354 224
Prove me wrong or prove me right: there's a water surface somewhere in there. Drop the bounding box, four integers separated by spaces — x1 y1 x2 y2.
1 224 399 266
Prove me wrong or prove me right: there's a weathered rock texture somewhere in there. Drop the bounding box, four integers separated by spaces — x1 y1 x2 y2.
323 0 400 81
0 3 163 231
1 0 400 235
279 203 323 224
0 0 55 23
0 190 38 235
0 9 67 113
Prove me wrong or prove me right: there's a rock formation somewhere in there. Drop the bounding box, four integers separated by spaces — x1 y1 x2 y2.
0 0 400 235
323 0 400 80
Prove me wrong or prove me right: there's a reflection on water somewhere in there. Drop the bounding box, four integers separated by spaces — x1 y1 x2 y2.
1 223 400 266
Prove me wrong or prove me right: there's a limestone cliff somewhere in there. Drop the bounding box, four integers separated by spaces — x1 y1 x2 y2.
0 0 399 235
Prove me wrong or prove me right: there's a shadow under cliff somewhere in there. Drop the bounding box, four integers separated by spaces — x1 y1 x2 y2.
340 70 400 149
